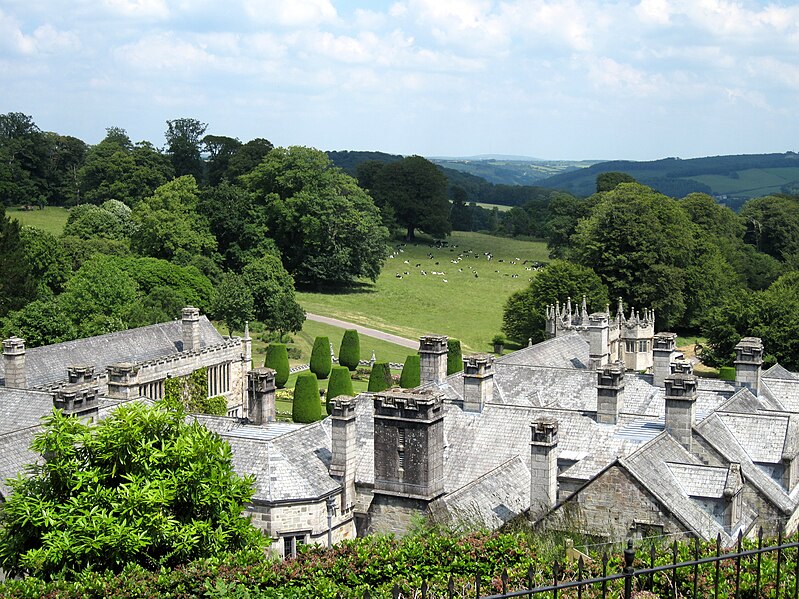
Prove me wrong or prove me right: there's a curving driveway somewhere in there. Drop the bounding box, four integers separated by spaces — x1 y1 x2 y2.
305 313 419 349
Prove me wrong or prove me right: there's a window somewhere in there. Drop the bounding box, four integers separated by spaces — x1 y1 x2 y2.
207 363 231 397
638 340 649 353
397 428 406 472
625 340 636 353
282 534 306 558
138 379 164 400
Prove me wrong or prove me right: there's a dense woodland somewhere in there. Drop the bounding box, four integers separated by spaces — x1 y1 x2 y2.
1 112 799 370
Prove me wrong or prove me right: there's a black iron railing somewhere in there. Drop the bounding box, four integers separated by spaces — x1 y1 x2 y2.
339 528 799 599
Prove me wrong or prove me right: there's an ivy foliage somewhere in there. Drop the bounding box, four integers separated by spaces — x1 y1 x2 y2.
0 401 261 580
162 367 226 415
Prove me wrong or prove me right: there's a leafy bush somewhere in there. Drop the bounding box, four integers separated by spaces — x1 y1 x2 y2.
447 338 463 375
399 355 420 388
265 343 290 388
326 366 354 415
293 372 321 423
310 336 332 380
339 329 361 371
368 362 393 393
0 402 261 580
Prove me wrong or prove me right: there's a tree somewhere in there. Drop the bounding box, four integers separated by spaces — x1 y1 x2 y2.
370 156 452 240
740 195 799 261
293 372 321 423
211 272 254 335
243 146 389 286
0 298 76 347
399 355 420 388
130 176 217 261
203 134 242 186
226 137 273 181
447 339 463 375
63 203 129 240
326 365 354 415
165 118 207 182
368 362 393 393
596 172 636 192
338 329 361 371
265 343 290 388
310 336 332 380
242 254 305 338
19 226 72 298
0 402 261 579
0 112 49 206
502 261 609 344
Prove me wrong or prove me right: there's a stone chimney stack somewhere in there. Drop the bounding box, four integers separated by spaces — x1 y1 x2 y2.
664 373 698 452
596 362 625 424
67 365 94 384
2 336 26 389
462 354 494 412
587 313 611 367
530 418 559 517
247 367 276 425
330 396 357 512
53 385 99 420
734 337 764 396
418 335 448 385
181 306 201 352
106 363 140 400
652 332 677 387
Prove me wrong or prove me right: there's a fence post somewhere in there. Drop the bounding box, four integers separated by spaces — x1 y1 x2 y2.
734 530 743 599
623 540 636 599
756 527 763 596
692 537 699 599
777 528 784 598
714 533 721 599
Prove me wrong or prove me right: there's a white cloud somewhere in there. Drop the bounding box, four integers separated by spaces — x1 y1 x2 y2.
242 0 337 27
102 0 170 19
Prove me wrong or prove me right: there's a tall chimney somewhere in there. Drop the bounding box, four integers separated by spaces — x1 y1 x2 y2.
418 335 448 385
330 396 357 512
587 313 610 367
596 362 625 424
462 354 494 412
106 363 140 400
181 306 201 352
664 373 698 452
2 337 26 389
734 337 764 396
530 418 559 517
247 367 276 425
652 332 677 387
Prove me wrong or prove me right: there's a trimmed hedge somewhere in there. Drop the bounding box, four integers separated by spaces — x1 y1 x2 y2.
326 366 354 415
719 366 736 381
368 362 393 393
310 336 332 380
265 343 290 388
339 329 361 371
399 355 420 388
447 338 463 375
293 372 321 423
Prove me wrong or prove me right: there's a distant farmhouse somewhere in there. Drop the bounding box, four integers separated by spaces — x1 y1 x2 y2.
2 302 799 557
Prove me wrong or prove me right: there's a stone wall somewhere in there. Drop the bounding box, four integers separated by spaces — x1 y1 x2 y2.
367 493 430 536
538 463 687 542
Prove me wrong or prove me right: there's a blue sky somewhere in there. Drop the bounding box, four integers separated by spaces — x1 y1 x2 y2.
1 0 797 160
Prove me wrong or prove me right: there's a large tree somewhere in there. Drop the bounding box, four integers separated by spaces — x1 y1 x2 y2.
242 254 305 338
369 155 452 240
739 195 799 261
243 146 389 286
203 134 242 186
0 206 36 316
502 261 609 344
165 117 207 182
0 112 49 206
0 402 261 579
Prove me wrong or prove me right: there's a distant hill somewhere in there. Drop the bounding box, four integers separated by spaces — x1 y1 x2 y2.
428 158 599 186
538 152 799 208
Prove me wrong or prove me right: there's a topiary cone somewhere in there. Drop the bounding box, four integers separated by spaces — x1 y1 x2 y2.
293 371 321 423
339 329 361 371
399 355 421 388
265 343 290 388
368 362 393 393
326 365 354 415
310 335 332 379
447 338 463 375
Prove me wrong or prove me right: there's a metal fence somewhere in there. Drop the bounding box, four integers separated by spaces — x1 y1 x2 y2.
342 529 799 599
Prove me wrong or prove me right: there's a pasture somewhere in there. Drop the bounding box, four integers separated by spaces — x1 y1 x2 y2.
297 231 550 353
689 167 799 198
7 206 69 235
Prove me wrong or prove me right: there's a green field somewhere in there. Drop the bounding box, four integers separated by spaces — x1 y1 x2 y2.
474 202 512 212
298 231 549 354
690 167 799 197
7 206 69 235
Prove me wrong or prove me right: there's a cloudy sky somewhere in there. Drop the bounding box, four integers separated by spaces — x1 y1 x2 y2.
1 0 797 160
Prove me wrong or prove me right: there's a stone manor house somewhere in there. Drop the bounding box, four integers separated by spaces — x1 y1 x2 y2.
2 302 799 556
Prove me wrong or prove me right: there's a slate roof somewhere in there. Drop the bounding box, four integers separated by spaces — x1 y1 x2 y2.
497 333 590 369
0 388 61 434
0 316 223 389
716 413 788 463
762 378 799 413
0 426 41 499
764 364 798 381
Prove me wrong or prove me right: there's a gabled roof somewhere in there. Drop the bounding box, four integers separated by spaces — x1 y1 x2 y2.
498 333 590 369
764 364 798 381
0 316 223 389
762 378 799 413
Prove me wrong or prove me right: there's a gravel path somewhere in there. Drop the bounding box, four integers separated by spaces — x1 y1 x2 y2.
305 313 419 349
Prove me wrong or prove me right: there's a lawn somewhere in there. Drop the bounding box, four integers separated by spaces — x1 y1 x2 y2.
297 231 550 354
7 206 70 235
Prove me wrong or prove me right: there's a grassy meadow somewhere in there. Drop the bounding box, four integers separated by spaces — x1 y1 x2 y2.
8 206 69 235
298 231 549 354
689 167 799 197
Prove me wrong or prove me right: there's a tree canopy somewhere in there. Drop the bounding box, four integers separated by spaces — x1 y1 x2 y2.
0 402 261 579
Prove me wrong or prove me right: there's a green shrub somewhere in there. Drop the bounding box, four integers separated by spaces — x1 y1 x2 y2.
368 362 393 393
399 355 421 388
265 343 290 388
326 366 354 415
293 372 321 423
719 366 736 381
339 329 361 371
310 336 332 380
447 338 463 375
